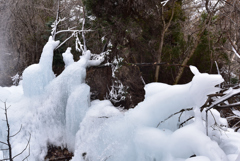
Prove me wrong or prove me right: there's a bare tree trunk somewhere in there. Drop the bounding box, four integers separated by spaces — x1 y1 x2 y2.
174 34 203 84
4 102 13 161
174 0 220 84
154 31 165 82
154 1 175 82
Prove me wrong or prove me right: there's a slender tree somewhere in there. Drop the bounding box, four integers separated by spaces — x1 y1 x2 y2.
155 0 176 82
174 0 222 84
0 102 31 161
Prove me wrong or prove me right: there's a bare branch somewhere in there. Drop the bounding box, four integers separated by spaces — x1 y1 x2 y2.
55 33 74 50
160 5 165 27
52 0 60 40
10 124 22 138
1 102 30 161
206 88 240 111
156 108 193 128
205 0 210 13
212 0 221 13
4 102 13 161
0 148 9 151
94 62 190 68
0 141 8 146
81 2 87 51
164 0 176 32
0 158 11 161
22 141 30 161
12 133 31 160
179 116 194 128
215 102 240 110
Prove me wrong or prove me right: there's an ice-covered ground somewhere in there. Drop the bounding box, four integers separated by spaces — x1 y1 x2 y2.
1 37 240 161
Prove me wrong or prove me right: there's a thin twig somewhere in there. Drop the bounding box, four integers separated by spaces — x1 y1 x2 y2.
0 141 8 146
0 158 11 161
4 102 13 161
12 133 31 160
22 142 30 161
206 88 240 111
0 148 9 151
10 124 22 138
215 102 240 110
156 108 193 128
55 33 74 49
179 116 194 128
52 0 60 40
95 62 190 68
206 110 209 135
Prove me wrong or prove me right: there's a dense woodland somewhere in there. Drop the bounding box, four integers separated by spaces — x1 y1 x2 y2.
0 0 240 108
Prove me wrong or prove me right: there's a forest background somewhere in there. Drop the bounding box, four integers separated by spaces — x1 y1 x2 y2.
0 0 239 109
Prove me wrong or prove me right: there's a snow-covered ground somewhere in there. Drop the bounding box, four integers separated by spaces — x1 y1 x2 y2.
1 37 240 161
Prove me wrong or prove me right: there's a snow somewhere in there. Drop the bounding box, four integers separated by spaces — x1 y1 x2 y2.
127 66 223 130
1 36 240 161
233 110 240 117
0 151 3 160
161 0 170 6
62 47 74 68
22 36 60 97
185 156 211 161
167 110 227 161
236 154 240 161
65 83 90 151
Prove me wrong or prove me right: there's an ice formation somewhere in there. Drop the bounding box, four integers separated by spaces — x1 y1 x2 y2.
1 36 240 161
127 66 224 130
62 47 74 68
0 38 93 160
22 36 60 97
71 66 231 161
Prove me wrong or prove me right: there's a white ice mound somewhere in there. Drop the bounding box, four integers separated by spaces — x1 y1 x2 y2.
0 86 10 101
44 48 95 151
22 36 60 97
134 120 228 161
127 65 224 130
73 66 227 161
167 112 227 161
62 47 74 68
6 47 93 160
65 83 90 152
